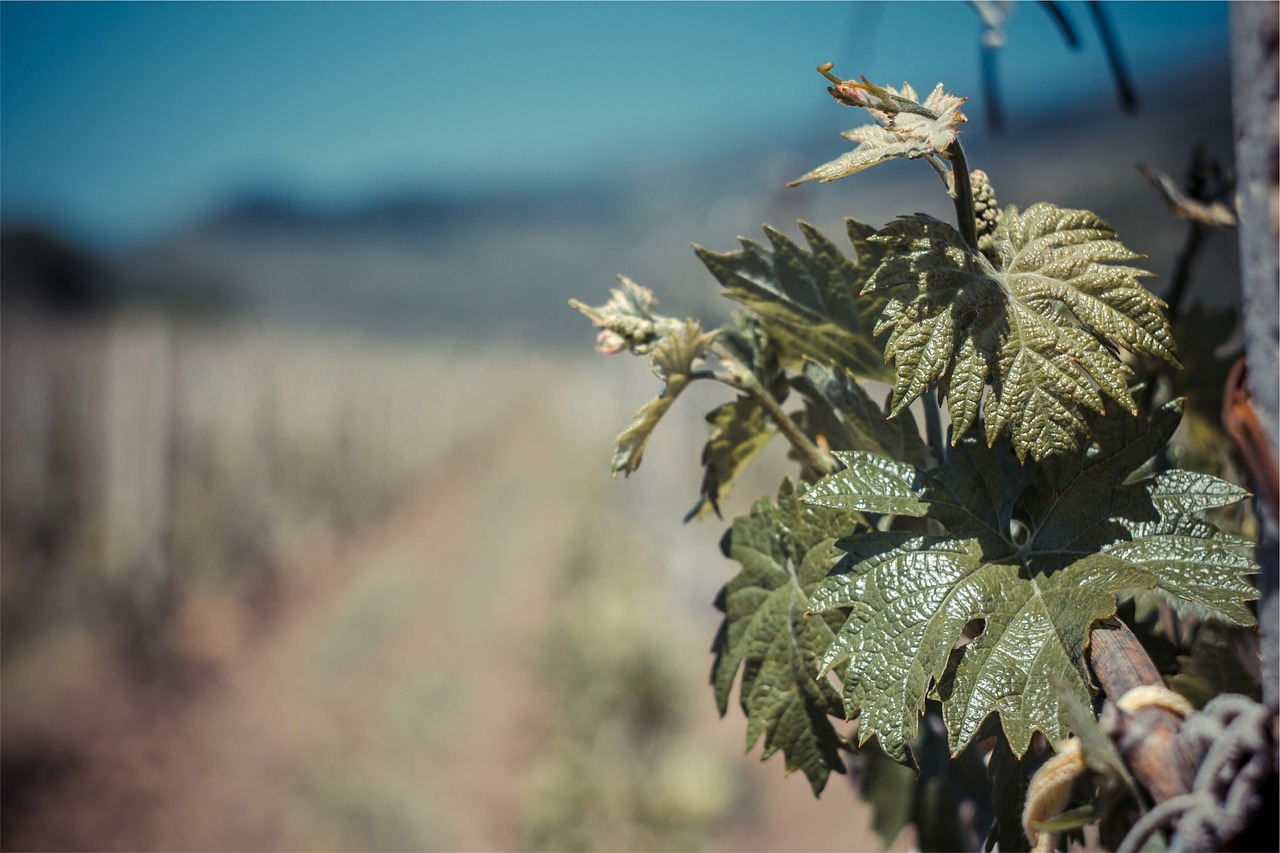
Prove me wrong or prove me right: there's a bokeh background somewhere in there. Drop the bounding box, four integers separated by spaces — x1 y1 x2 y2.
0 2 1242 850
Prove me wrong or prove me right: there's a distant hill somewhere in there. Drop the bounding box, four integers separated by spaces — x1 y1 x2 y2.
98 57 1237 348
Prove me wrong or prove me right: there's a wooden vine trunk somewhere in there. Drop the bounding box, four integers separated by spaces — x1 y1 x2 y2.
1086 619 1197 802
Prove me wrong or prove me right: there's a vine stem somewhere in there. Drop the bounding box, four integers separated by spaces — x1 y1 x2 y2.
714 349 839 477
751 381 839 477
947 139 979 251
912 139 975 466
1088 618 1199 802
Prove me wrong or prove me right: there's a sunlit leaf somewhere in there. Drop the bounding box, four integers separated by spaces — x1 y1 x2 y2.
569 275 684 356
791 74 967 186
803 450 929 517
866 204 1181 461
803 399 1257 766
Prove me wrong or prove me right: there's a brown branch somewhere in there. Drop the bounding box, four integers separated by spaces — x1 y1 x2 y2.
1087 618 1199 803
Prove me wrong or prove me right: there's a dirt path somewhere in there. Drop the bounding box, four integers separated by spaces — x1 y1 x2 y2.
2 384 887 852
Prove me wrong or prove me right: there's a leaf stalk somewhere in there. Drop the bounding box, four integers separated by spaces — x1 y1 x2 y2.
946 140 980 251
717 350 839 477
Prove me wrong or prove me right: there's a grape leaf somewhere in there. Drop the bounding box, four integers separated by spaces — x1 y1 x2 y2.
790 77 967 187
866 204 1181 461
802 399 1257 766
694 220 892 382
609 317 717 476
569 274 684 356
791 360 932 471
686 397 776 521
1165 621 1263 709
711 479 863 794
685 312 791 521
986 732 1043 853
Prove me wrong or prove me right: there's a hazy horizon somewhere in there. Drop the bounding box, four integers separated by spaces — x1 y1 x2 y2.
2 1 1230 248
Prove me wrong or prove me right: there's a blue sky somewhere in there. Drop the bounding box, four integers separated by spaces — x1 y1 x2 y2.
2 2 1230 247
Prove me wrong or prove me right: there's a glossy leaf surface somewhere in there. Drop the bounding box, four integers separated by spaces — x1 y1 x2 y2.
867 205 1181 461
803 400 1257 765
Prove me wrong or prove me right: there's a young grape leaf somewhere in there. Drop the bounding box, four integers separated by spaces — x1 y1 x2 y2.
802 399 1257 766
686 397 776 521
866 204 1181 461
711 479 864 794
688 331 930 521
790 76 967 187
608 317 717 476
685 312 791 521
569 274 684 356
694 220 892 382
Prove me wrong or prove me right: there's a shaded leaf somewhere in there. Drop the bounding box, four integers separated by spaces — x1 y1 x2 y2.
803 400 1257 765
711 480 863 794
695 220 892 381
1033 805 1096 834
1166 621 1263 709
792 360 932 470
867 205 1181 461
1050 675 1135 798
855 712 991 851
854 740 915 846
1043 674 1146 850
687 397 776 521
986 731 1040 852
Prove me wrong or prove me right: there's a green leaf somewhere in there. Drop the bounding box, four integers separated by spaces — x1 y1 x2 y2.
866 205 1181 461
986 731 1041 853
792 360 932 470
854 742 915 846
804 400 1257 765
687 397 776 521
803 450 929 516
610 318 717 476
695 220 892 381
1166 621 1263 708
1050 674 1136 799
711 480 863 794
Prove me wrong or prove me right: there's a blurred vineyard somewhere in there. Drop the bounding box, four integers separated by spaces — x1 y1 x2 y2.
0 309 885 851
2 312 551 662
